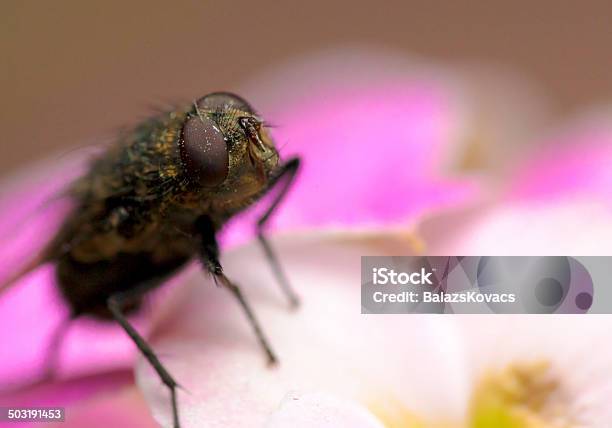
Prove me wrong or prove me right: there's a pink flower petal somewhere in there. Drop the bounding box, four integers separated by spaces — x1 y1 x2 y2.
419 119 612 256
0 368 157 427
46 385 157 428
220 54 491 246
509 123 612 204
0 369 132 411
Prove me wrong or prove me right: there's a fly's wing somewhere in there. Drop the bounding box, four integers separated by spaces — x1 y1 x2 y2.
0 147 102 296
0 136 166 388
42 116 185 265
0 110 185 296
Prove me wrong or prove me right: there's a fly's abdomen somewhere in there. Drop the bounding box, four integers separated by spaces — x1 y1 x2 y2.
56 251 189 318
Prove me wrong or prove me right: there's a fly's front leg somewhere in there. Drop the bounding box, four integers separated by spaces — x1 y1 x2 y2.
107 282 181 428
197 216 277 366
257 157 300 308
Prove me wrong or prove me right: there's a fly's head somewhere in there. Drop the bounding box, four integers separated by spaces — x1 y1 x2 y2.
178 92 280 207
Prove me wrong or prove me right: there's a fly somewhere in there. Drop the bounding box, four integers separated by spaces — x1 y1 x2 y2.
0 92 300 428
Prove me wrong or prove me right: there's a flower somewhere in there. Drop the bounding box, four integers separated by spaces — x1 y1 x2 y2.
136 234 612 427
137 231 468 427
1 49 611 427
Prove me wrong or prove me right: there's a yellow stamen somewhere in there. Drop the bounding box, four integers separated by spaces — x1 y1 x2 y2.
469 361 574 428
368 395 456 428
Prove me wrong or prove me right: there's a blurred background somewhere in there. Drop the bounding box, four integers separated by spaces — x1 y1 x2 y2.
3 0 612 176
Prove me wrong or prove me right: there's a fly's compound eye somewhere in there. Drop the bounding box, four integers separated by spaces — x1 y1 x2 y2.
180 115 228 187
196 92 255 114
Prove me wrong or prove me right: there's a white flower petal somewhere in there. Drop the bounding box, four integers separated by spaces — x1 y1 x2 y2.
421 199 612 256
135 232 469 427
457 315 612 426
265 392 385 428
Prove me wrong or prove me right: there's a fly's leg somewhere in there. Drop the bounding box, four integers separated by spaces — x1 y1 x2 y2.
256 157 300 308
40 316 73 381
107 284 180 428
11 317 75 390
197 216 277 366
